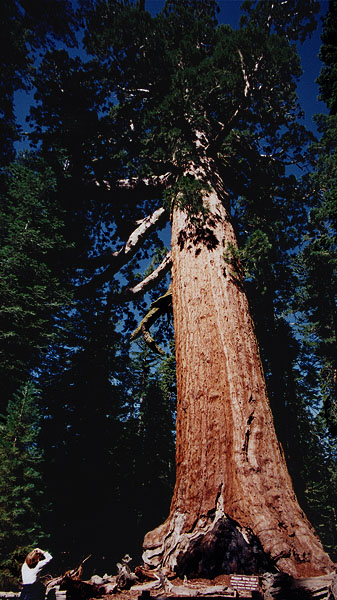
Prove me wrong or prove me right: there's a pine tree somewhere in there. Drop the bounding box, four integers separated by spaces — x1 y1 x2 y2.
0 382 48 589
290 0 337 559
300 0 337 435
37 298 133 566
0 154 72 412
129 342 176 548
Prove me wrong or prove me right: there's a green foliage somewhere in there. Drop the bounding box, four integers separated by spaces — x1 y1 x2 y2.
0 382 48 589
240 0 319 43
293 0 337 439
224 230 274 285
37 297 130 560
317 0 337 114
54 0 312 204
163 175 211 221
128 341 176 546
0 0 77 164
297 389 337 560
281 0 337 557
36 321 176 569
0 154 72 411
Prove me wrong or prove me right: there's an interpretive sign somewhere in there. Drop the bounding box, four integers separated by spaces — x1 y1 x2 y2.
230 575 260 593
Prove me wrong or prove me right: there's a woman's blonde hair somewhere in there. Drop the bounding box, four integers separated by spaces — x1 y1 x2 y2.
25 549 44 569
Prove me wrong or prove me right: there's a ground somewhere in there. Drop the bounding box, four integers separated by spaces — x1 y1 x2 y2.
101 575 240 600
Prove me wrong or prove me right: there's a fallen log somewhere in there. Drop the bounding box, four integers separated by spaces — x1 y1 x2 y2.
135 566 175 582
59 576 101 600
45 555 92 594
88 574 117 594
45 556 103 600
64 555 92 582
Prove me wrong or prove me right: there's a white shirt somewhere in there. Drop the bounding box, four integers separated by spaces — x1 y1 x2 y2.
21 552 53 584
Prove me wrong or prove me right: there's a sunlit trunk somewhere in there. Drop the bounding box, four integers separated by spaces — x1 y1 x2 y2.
143 176 333 578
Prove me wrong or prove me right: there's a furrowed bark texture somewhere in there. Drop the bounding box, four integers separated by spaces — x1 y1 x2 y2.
143 182 333 579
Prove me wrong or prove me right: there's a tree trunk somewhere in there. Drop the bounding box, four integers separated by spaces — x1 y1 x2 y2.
142 178 334 579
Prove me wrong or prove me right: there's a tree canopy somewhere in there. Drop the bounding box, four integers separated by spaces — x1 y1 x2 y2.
0 0 77 165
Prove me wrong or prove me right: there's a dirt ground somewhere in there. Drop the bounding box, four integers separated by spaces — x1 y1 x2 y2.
101 575 234 600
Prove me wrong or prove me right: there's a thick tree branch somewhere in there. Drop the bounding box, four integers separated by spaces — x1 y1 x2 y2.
75 207 168 297
95 172 172 194
238 49 251 99
110 252 172 304
130 284 172 355
211 50 263 155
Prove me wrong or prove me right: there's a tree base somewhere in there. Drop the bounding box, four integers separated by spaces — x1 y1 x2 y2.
143 511 276 579
175 515 275 579
143 501 334 580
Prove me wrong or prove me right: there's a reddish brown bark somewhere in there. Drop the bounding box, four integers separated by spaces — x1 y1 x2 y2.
143 181 334 579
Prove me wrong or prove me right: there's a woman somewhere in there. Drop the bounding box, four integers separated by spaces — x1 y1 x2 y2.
20 548 53 600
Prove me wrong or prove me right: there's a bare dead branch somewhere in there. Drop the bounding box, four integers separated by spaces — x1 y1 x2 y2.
94 172 172 193
238 49 250 98
107 252 172 307
211 50 263 154
75 207 168 297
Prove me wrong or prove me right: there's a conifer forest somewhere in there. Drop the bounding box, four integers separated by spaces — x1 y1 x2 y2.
0 0 337 594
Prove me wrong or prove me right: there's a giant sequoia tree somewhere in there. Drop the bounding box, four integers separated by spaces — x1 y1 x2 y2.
29 0 334 579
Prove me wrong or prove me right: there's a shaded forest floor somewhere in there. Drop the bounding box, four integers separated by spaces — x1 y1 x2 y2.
93 571 337 600
102 575 234 600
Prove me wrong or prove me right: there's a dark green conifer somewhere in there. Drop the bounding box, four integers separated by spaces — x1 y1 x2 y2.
0 154 71 412
0 382 47 589
295 0 337 435
289 0 337 558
